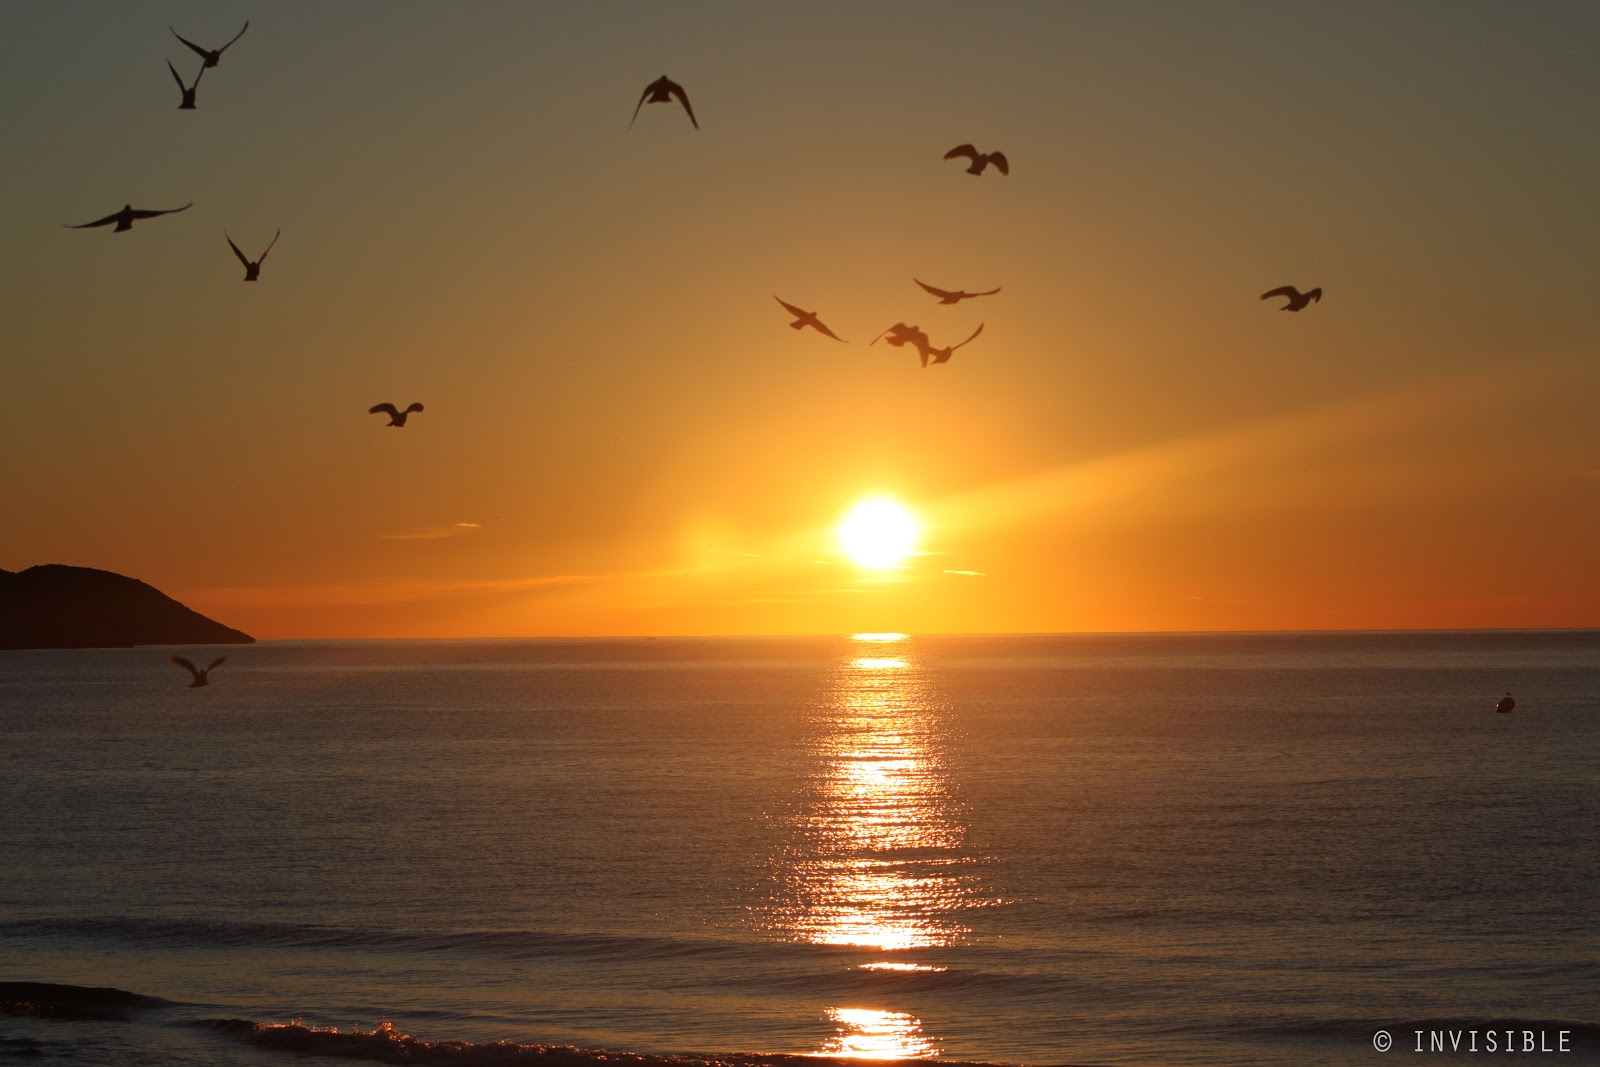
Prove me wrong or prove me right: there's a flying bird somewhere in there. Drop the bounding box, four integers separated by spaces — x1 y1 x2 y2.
167 60 203 109
64 203 193 233
370 402 424 427
227 230 279 281
914 278 1001 304
924 323 985 367
1260 285 1322 311
775 297 846 342
871 322 928 348
943 144 1009 176
630 75 698 130
170 655 226 688
170 21 249 68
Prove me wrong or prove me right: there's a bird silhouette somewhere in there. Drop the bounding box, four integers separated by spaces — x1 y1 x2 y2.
227 230 279 281
775 297 846 342
167 59 203 109
64 203 193 233
1260 285 1322 311
170 655 226 687
871 322 929 349
370 402 424 427
630 76 698 130
170 21 249 68
924 323 985 367
914 278 1002 304
943 144 1009 176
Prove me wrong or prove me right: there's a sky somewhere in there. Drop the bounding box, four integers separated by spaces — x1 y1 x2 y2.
2 1 1597 639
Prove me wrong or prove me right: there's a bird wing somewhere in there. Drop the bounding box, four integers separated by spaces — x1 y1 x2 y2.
403 402 424 414
65 211 121 228
169 655 200 678
774 296 807 318
167 59 186 91
369 403 401 418
1306 287 1323 302
206 657 227 672
988 151 1010 175
628 83 652 129
951 323 985 351
666 80 699 129
259 229 281 262
943 144 979 162
914 278 957 300
972 286 1002 297
218 20 249 53
226 234 250 267
129 202 193 220
1260 286 1297 301
811 319 847 343
170 28 210 61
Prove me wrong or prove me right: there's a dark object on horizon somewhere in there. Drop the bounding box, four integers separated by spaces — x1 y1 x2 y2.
923 323 985 367
167 59 203 109
369 402 424 427
1260 285 1322 311
0 564 254 650
1495 692 1515 714
915 278 1001 304
170 21 249 68
227 230 279 281
774 297 846 342
630 75 698 130
943 144 1009 176
170 655 226 687
64 202 193 233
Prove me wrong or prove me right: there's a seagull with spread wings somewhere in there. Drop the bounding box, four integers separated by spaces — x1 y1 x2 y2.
64 203 193 233
1260 285 1322 311
630 75 698 130
924 323 985 367
775 297 847 342
227 230 279 281
370 402 424 427
170 655 226 687
170 21 249 68
943 144 1009 176
914 278 1002 304
167 60 203 109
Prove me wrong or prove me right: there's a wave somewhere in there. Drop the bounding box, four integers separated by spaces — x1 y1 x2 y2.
0 981 171 1021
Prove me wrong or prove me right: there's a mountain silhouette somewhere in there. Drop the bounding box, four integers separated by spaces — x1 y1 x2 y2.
0 564 253 650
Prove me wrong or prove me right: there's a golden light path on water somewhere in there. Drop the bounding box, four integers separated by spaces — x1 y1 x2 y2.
765 633 992 1059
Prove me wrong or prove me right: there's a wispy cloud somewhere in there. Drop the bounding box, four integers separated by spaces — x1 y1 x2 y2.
379 522 483 541
942 569 987 577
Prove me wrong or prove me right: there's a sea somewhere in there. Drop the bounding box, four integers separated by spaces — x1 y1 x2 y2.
1 632 1596 1067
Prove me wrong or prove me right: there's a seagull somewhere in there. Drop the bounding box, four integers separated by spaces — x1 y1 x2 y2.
167 60 203 109
227 230 279 281
870 322 928 348
170 655 226 688
943 144 1009 176
170 21 249 68
370 402 424 427
630 75 698 130
925 323 985 367
914 278 1002 304
775 297 846 342
1260 285 1322 311
64 203 193 233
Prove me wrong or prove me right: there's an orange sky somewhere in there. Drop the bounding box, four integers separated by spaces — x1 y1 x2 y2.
2 2 1596 638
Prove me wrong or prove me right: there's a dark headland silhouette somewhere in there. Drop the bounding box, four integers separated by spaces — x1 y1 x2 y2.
0 564 253 650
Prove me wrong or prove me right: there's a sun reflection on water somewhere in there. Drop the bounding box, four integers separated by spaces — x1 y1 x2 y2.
813 1008 938 1060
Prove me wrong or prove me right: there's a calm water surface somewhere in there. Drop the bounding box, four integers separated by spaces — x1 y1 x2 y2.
2 632 1597 1065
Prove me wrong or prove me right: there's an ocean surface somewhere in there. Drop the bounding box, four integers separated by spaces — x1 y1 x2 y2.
2 631 1597 1067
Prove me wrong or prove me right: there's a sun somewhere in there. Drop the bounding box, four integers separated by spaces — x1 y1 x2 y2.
838 499 920 569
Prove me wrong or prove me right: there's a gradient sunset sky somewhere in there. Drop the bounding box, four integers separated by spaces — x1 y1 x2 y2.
2 1 1596 638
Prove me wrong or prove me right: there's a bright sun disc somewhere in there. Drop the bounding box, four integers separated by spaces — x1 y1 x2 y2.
838 499 920 569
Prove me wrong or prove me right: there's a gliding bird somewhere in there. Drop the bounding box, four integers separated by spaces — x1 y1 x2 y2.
630 76 698 130
370 402 424 427
943 144 1009 176
914 278 1001 304
924 323 985 367
170 655 226 687
167 60 203 109
775 297 847 342
64 203 193 233
1260 285 1322 311
170 21 249 68
227 230 279 281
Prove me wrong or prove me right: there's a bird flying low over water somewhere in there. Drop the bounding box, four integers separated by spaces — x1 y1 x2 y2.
170 655 225 687
370 402 424 427
775 297 847 342
167 60 203 109
924 323 985 367
64 203 193 232
227 230 279 281
914 278 1002 304
1260 285 1322 311
170 21 249 68
630 76 698 130
943 144 1009 175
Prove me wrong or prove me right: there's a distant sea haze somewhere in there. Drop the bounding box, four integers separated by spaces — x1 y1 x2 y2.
2 631 1596 1066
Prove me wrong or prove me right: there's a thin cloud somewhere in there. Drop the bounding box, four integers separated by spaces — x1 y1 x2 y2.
942 569 987 577
379 521 483 541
